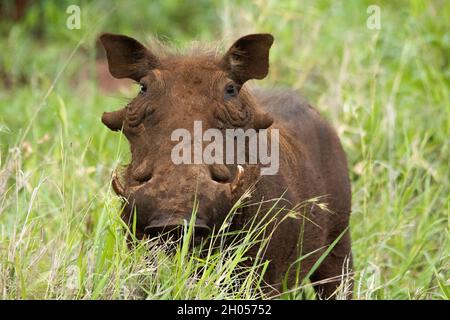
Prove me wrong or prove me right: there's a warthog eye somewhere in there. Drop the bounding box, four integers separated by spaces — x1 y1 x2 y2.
139 83 147 95
224 83 240 100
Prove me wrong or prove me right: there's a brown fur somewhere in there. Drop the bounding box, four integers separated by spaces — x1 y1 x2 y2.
99 33 353 299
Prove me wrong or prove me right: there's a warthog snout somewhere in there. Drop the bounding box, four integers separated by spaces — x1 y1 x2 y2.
111 164 244 243
144 217 211 243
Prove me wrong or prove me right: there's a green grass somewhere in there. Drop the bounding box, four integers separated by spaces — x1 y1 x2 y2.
0 0 449 299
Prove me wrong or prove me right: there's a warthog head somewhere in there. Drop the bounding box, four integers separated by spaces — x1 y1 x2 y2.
100 33 274 241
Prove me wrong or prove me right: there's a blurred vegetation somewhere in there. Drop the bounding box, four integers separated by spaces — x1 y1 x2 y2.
0 0 449 299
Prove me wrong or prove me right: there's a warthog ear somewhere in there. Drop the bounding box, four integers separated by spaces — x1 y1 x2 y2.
220 34 274 85
99 33 160 81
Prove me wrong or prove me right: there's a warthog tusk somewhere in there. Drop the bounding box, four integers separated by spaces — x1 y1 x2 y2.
111 170 126 197
230 165 244 194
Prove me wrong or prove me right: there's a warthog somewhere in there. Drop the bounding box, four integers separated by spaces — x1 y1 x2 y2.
99 32 352 299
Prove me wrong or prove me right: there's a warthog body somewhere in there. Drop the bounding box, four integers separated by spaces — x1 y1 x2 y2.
100 33 352 299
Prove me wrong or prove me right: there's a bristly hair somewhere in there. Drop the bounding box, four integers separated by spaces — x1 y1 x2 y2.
143 35 225 60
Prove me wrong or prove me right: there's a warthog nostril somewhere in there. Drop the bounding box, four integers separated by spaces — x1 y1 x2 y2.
144 221 211 242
